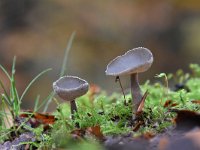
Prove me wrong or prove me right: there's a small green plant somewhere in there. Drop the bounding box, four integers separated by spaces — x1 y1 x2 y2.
155 73 169 99
190 63 200 77
0 57 51 120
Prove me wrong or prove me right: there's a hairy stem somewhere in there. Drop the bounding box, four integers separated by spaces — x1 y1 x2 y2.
70 100 77 120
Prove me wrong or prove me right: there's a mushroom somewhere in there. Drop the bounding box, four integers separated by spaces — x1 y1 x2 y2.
53 76 89 119
105 47 153 116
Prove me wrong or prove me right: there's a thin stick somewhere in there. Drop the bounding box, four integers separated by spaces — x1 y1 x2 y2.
115 76 127 104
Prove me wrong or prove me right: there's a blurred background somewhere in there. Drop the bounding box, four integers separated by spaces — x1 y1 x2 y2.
0 0 200 111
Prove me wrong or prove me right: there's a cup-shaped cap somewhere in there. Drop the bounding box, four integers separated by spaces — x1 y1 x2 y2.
105 47 153 76
53 76 89 101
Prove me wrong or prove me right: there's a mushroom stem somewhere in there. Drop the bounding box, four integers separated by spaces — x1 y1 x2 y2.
70 100 77 120
131 73 142 113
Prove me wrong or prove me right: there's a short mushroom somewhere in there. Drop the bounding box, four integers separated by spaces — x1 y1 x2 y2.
53 76 89 119
105 47 153 116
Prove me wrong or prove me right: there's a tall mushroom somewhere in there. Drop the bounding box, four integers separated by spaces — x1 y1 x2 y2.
53 76 89 119
105 47 153 116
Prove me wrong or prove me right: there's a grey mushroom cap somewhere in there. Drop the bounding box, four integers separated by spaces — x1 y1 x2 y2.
105 47 153 76
53 76 89 101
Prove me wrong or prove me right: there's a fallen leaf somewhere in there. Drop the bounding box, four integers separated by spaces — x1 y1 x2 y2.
20 110 56 128
136 90 149 115
71 128 85 139
86 125 104 140
163 100 178 108
33 112 55 124
170 109 200 131
191 100 200 104
142 132 155 140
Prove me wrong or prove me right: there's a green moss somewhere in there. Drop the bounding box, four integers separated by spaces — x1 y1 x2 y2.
1 63 200 149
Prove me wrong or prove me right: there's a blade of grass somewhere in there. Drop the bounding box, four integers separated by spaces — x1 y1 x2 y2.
0 80 11 105
0 65 11 81
10 56 19 102
1 94 11 107
34 95 40 112
11 78 19 108
38 91 54 112
10 56 20 117
19 68 52 102
43 31 76 112
11 56 16 76
0 129 13 140
60 31 76 77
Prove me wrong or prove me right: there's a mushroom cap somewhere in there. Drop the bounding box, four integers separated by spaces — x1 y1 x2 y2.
53 76 89 101
105 47 153 76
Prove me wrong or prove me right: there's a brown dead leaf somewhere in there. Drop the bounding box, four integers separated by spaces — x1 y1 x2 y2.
136 90 149 115
155 111 200 150
20 110 56 128
191 100 200 104
131 91 149 131
71 125 104 141
170 109 200 131
142 132 155 140
33 112 55 124
71 128 85 139
86 125 104 140
163 100 178 108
